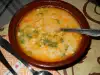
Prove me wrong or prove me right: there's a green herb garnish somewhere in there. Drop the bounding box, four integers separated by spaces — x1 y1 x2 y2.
61 52 66 57
26 34 33 38
55 19 60 24
64 44 69 51
33 29 39 34
43 38 58 47
20 39 25 44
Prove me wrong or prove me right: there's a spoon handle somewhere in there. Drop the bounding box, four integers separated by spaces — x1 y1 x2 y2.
61 29 100 37
0 50 17 75
0 36 35 74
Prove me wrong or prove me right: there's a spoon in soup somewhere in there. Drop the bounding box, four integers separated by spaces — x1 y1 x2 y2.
61 28 100 37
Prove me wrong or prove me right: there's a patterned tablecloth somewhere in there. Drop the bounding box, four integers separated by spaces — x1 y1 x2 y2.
0 0 100 75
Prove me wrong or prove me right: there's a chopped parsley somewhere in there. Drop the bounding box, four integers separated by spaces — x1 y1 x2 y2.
55 19 60 24
20 39 25 44
33 29 39 34
42 38 58 48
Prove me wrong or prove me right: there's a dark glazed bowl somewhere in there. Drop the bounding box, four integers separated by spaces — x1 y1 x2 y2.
8 0 90 69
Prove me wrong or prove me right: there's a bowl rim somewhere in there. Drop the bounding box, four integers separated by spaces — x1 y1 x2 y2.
8 0 91 69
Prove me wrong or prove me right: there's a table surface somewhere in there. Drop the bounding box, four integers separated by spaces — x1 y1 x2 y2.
0 0 100 75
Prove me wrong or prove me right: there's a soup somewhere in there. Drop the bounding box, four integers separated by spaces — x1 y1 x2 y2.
16 7 82 62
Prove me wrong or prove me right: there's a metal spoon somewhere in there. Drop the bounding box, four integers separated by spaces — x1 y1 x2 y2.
61 28 100 37
0 36 52 75
20 57 52 75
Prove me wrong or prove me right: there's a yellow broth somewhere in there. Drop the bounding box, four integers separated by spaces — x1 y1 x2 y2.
17 7 82 62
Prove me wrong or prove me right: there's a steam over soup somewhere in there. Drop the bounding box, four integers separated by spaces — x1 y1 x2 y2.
17 7 82 62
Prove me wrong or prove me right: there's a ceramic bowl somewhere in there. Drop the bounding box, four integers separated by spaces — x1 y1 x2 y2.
8 0 90 69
